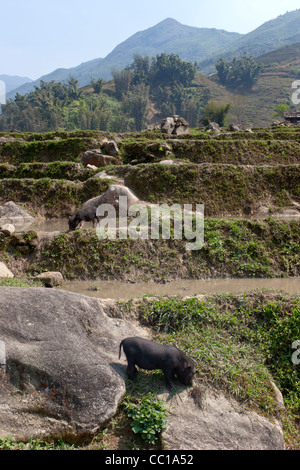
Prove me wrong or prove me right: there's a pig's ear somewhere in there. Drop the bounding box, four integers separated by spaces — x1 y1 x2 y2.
184 361 192 370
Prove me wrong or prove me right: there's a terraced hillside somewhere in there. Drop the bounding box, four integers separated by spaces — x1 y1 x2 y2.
0 126 299 451
0 126 299 280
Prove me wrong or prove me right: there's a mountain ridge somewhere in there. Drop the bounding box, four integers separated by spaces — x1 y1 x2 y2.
6 18 243 98
0 74 33 94
7 10 300 99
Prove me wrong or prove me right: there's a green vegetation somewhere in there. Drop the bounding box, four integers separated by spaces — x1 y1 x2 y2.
123 393 167 445
1 41 300 131
215 56 264 90
0 292 298 449
200 100 231 126
5 217 293 281
0 435 75 450
136 292 300 448
0 177 112 216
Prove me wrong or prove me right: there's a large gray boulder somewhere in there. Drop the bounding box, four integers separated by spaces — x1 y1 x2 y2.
161 388 285 450
83 184 141 215
0 287 144 443
0 201 35 231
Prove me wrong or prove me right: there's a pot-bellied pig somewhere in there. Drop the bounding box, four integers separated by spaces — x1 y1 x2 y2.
119 336 195 390
68 205 100 230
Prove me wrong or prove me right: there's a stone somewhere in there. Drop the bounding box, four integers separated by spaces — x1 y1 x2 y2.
161 117 175 135
86 164 98 170
161 388 285 450
270 381 285 410
161 116 190 136
81 149 120 168
0 201 35 231
159 160 175 165
0 224 15 236
35 271 64 287
208 122 220 133
0 262 14 278
0 287 145 443
83 184 141 215
101 140 120 157
229 123 241 132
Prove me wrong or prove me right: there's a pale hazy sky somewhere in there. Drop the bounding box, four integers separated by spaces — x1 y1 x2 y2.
1 0 299 79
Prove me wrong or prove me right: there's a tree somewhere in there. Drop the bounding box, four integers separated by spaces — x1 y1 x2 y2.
216 56 263 90
122 83 150 131
230 93 248 127
200 100 231 127
91 77 104 94
149 53 196 88
272 102 291 119
112 69 132 100
67 76 82 100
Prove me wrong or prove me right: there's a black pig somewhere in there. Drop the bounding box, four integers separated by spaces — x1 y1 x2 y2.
119 336 195 390
68 206 100 230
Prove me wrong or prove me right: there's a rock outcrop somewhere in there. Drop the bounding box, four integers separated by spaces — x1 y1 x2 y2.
161 388 285 450
81 149 121 168
161 116 190 136
0 289 287 449
81 140 121 168
83 184 141 215
0 201 35 231
0 287 145 443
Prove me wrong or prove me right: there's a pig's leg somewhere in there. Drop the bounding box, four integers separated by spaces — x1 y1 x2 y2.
162 368 174 391
127 360 138 381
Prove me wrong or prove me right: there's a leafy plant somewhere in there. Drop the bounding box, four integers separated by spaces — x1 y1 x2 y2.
123 393 167 445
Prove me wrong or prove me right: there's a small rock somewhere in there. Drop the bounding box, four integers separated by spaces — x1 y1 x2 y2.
208 122 220 133
81 149 121 168
159 160 174 165
101 140 120 157
0 224 15 236
36 271 64 287
229 123 241 132
0 262 14 278
270 381 285 410
0 201 35 231
86 164 98 170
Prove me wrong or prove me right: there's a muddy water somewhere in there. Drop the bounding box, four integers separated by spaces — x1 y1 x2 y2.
58 278 300 299
29 217 69 232
28 208 300 233
29 218 300 298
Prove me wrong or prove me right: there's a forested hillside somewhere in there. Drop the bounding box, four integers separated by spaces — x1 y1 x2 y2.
1 44 299 132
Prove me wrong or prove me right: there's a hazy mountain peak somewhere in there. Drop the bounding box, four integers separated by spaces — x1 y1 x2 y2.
7 10 300 98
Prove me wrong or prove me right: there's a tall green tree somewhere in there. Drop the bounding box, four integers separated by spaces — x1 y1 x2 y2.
149 53 196 88
122 83 150 131
216 56 263 90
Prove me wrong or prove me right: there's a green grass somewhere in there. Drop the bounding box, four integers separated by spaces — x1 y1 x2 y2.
135 292 300 448
14 217 297 280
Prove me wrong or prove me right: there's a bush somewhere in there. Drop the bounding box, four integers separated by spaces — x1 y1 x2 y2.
200 100 231 126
